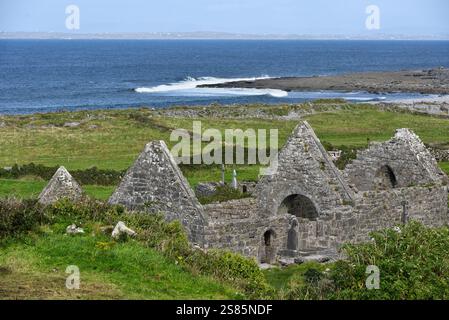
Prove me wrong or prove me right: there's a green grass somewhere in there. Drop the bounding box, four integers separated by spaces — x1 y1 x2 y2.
0 231 240 299
438 162 449 175
263 262 327 291
2 105 449 172
0 179 114 200
0 109 297 171
304 105 449 147
2 104 449 198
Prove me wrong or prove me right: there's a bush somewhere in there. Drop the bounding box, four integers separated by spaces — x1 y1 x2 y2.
329 221 449 299
0 198 43 239
185 249 273 299
283 221 449 300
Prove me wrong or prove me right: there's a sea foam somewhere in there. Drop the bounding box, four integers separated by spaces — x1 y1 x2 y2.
134 76 288 98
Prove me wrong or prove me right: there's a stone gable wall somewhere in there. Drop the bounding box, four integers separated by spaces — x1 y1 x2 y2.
38 166 83 205
255 122 353 220
108 141 206 244
344 129 447 191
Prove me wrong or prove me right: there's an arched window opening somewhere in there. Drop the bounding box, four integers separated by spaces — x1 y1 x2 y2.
375 165 397 190
264 229 274 246
278 194 318 220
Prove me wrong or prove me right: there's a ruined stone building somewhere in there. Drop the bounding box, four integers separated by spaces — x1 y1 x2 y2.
41 121 449 263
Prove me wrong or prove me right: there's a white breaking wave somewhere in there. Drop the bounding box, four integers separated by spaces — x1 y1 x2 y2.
345 97 386 101
134 76 288 98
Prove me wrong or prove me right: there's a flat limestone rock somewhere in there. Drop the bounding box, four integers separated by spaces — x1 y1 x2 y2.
38 166 83 205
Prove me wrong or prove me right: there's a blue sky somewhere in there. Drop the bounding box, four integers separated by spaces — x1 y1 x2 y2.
0 0 448 35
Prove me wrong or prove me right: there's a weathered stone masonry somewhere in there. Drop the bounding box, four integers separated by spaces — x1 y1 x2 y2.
204 123 448 262
108 141 206 243
56 120 446 263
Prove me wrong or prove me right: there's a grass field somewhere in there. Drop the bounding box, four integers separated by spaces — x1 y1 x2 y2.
0 179 114 200
0 232 240 299
0 205 317 300
2 103 449 198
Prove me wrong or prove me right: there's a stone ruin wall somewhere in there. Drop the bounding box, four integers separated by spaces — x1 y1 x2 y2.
201 125 449 261
202 183 449 261
203 198 276 258
340 128 449 243
73 121 448 263
352 185 449 243
108 141 206 245
34 121 449 263
344 129 447 191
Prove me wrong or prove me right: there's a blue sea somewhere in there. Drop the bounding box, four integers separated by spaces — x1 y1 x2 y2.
1 40 449 114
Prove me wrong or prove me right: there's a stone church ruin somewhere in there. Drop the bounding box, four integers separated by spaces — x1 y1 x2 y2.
41 121 449 263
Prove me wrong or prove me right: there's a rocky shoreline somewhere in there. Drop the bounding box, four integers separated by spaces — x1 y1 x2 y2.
199 68 449 94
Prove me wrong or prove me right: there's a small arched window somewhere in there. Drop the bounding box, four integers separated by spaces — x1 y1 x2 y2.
264 229 275 246
278 194 318 220
375 165 397 189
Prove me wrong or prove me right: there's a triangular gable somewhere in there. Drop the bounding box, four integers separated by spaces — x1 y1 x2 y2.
256 121 353 215
109 141 205 242
344 128 447 191
38 166 83 205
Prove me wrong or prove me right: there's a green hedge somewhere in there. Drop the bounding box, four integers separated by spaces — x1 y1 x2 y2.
0 163 124 186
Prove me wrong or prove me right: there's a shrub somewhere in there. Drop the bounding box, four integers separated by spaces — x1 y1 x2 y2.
329 221 449 299
0 198 43 239
283 221 449 300
185 249 273 299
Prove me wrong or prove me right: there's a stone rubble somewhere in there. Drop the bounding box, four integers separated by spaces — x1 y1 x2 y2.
111 221 137 239
66 224 84 235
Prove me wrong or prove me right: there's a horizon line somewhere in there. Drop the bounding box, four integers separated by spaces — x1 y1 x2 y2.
1 31 449 41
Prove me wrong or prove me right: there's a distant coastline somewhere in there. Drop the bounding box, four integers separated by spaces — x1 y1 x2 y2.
2 31 449 41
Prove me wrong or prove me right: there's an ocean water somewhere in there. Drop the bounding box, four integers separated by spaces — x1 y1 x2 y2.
1 40 449 114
